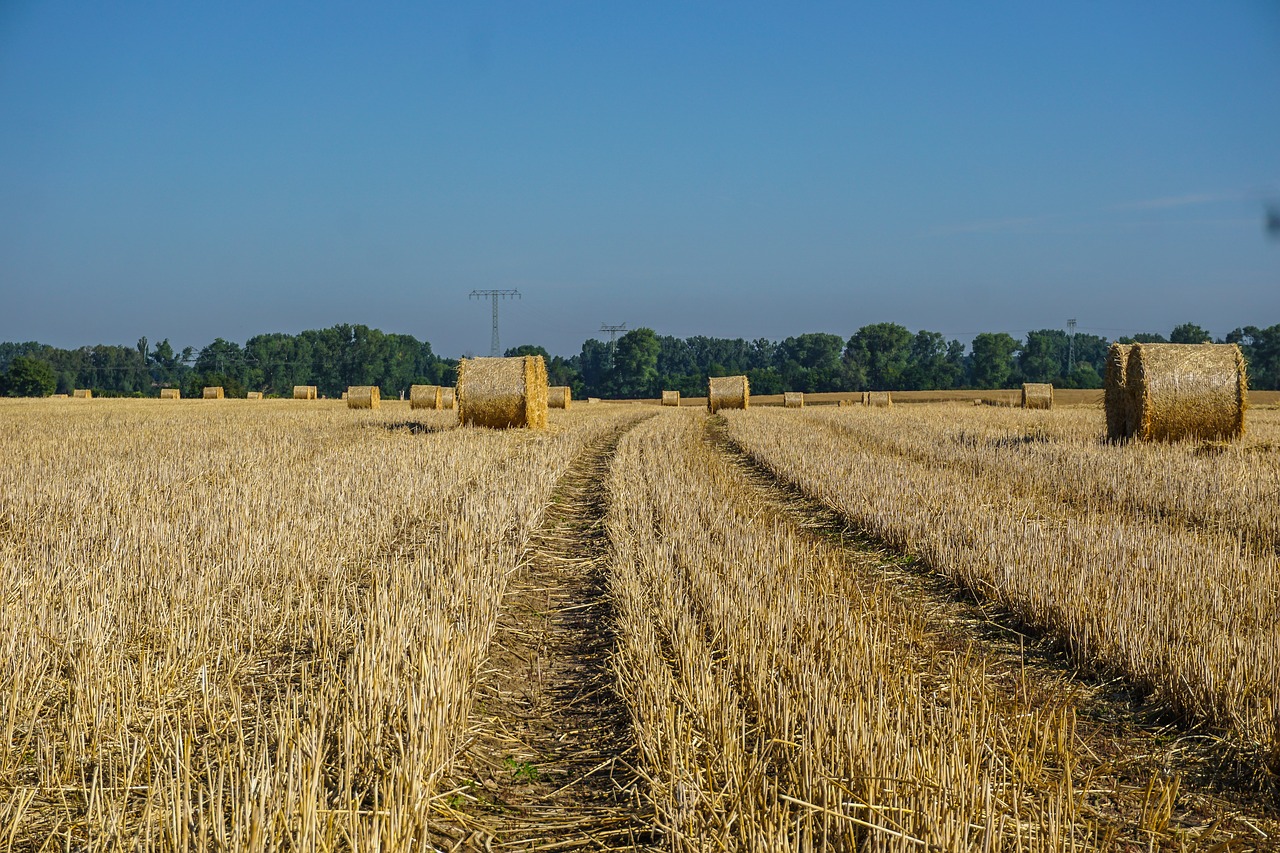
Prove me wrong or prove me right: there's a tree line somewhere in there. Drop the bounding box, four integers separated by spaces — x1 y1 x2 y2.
2 321 1278 398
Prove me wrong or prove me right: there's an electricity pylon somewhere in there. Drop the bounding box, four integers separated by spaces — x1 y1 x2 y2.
470 290 521 357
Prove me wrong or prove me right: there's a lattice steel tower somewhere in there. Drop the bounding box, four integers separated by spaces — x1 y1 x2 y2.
470 289 521 357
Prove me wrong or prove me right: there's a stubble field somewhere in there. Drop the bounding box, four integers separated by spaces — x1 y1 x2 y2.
1 397 1277 851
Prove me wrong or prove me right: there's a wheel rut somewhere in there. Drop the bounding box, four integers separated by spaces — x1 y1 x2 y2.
439 417 659 851
704 415 1280 847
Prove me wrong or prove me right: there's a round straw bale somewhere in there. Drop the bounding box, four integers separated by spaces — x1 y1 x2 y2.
457 356 548 429
293 385 317 400
783 391 804 408
861 391 871 406
346 386 381 409
202 386 224 399
661 390 680 407
159 388 180 400
71 389 92 399
1126 343 1247 442
587 397 601 404
1021 383 1054 410
1104 343 1132 440
246 391 263 400
441 387 456 409
51 394 69 399
548 385 572 409
707 375 749 412
410 384 443 410
866 391 893 408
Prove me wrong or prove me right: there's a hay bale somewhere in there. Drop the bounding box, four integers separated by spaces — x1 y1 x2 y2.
341 392 348 400
1125 343 1247 442
866 391 893 408
293 385 317 400
51 394 69 399
202 386 224 399
1021 383 1054 410
587 397 601 404
661 390 680 407
1104 343 1133 441
707 375 749 413
346 386 381 409
246 391 263 400
548 385 572 410
783 391 804 408
72 389 92 399
441 387 456 409
457 356 548 429
410 384 443 410
861 391 871 406
159 388 180 400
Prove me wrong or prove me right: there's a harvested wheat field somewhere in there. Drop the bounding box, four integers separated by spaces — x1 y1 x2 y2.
1 396 1278 850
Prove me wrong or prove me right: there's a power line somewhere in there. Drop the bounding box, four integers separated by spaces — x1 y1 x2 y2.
470 289 521 357
599 323 627 345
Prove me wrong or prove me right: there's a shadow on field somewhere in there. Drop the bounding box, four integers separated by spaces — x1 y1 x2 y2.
377 421 455 436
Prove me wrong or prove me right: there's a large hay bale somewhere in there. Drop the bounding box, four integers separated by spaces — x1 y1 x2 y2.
707 375 749 413
548 385 572 410
246 391 263 400
159 388 180 400
346 386 381 409
661 390 680 407
1021 383 1054 410
1104 343 1133 441
457 356 548 429
783 391 804 409
293 385 317 400
441 387 456 409
72 389 92 399
202 386 224 399
410 384 442 410
866 391 893 408
1126 343 1246 442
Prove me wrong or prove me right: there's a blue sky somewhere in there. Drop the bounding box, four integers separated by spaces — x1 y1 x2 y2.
1 2 1277 357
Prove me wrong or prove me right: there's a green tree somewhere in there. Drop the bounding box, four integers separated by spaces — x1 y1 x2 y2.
904 331 964 390
612 328 661 397
775 333 845 392
845 323 912 390
1170 323 1213 344
1 356 57 396
1018 330 1069 384
969 332 1019 389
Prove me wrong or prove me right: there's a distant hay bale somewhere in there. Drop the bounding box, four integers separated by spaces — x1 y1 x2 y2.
410 384 443 410
159 388 180 400
707 375 749 413
51 394 69 399
441 387 456 409
346 386 381 409
783 391 804 408
1021 383 1054 410
72 389 92 399
861 391 871 406
202 387 224 399
246 391 263 400
341 392 347 400
662 390 680 407
457 356 548 429
866 391 893 408
1104 343 1133 441
293 385 317 400
548 386 572 409
1126 343 1247 442
587 397 601 404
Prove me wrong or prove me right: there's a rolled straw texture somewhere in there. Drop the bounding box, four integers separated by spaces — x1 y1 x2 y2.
410 384 442 410
246 391 263 400
293 385 317 400
866 391 893 408
202 387 224 399
346 386 381 409
783 391 804 409
457 356 548 429
548 386 572 410
159 388 180 400
1021 383 1054 410
72 389 92 399
1104 343 1133 441
661 390 680 407
707 375 749 412
441 387 456 409
1126 343 1247 442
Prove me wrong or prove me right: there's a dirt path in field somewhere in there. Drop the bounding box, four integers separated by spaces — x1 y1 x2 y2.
438 417 659 851
705 416 1280 849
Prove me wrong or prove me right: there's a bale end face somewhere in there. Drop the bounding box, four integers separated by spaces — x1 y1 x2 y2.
548 385 572 410
346 386 381 409
707 375 749 413
1126 343 1247 442
457 356 549 428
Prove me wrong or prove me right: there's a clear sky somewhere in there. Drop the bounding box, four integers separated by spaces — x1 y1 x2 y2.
2 2 1278 357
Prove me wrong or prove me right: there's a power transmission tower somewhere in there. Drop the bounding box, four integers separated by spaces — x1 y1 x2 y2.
470 289 521 357
599 323 628 345
1066 318 1077 373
